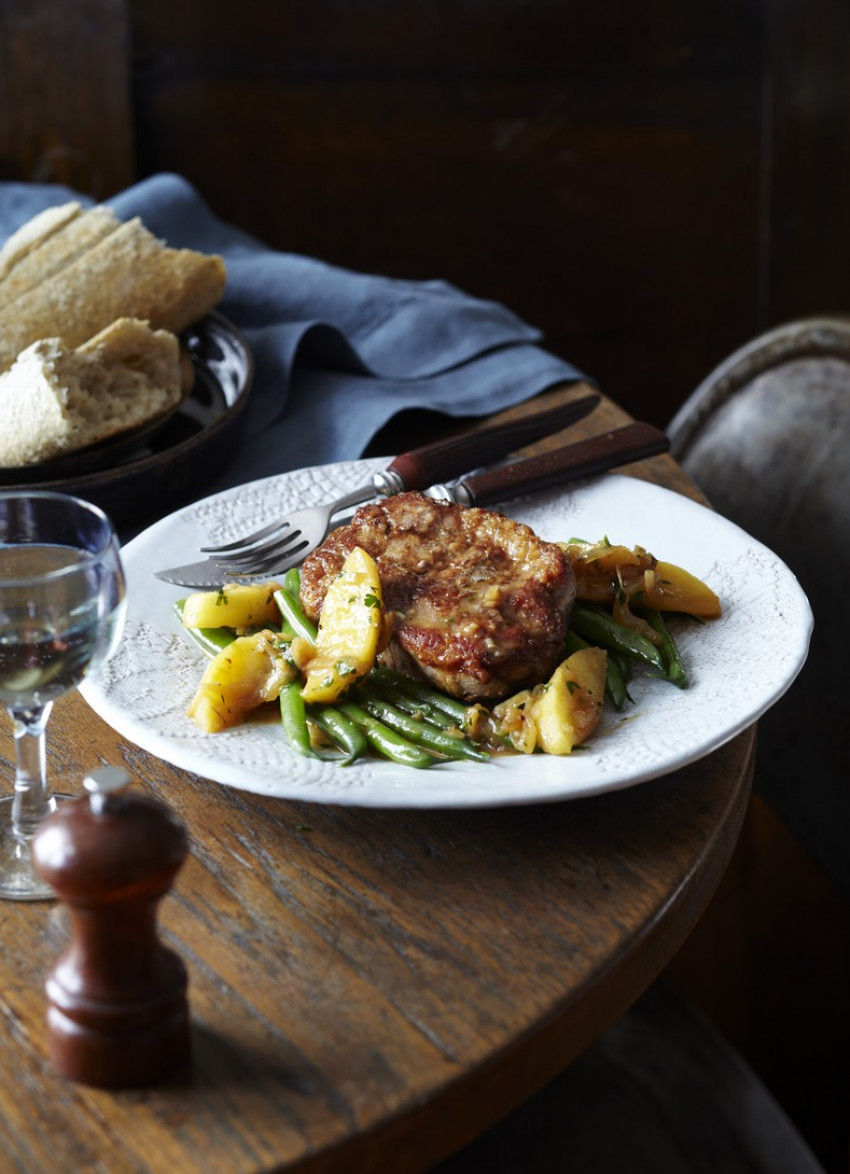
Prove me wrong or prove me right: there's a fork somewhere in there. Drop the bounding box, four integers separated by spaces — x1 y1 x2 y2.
155 417 669 587
233 421 668 576
198 392 600 567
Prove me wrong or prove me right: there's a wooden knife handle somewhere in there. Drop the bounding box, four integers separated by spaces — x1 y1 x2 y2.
459 422 670 505
386 392 600 488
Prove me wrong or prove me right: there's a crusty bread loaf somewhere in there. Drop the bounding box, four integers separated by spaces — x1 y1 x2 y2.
0 317 183 467
0 202 226 372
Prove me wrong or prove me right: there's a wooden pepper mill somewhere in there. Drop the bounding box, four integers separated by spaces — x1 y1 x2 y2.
32 766 191 1089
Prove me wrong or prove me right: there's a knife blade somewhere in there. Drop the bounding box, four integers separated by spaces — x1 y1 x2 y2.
155 421 669 589
154 559 239 589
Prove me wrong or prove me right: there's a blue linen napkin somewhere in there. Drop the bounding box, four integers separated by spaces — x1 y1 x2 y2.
0 173 586 492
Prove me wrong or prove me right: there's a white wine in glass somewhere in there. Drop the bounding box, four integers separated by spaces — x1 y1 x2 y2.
0 491 126 900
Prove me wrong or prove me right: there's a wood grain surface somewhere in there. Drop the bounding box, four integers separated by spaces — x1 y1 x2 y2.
0 387 756 1173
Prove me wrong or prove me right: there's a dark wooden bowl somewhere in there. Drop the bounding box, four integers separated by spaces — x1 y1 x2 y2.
0 312 253 536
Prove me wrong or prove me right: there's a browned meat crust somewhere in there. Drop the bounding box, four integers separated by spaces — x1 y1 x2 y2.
300 491 575 702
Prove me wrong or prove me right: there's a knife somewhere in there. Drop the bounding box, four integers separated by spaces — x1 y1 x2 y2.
154 393 600 588
155 421 668 589
427 421 670 506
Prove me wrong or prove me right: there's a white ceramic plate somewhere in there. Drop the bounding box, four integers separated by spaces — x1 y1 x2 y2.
81 459 813 809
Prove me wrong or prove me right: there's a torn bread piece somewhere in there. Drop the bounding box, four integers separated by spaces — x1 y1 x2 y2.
0 204 226 372
0 317 183 467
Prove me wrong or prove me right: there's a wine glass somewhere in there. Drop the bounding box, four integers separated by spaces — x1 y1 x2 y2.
0 491 126 900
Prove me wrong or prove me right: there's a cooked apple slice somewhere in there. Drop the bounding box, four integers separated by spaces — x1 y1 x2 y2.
300 546 384 704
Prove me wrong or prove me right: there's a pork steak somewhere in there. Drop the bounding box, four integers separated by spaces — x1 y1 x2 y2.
299 491 575 702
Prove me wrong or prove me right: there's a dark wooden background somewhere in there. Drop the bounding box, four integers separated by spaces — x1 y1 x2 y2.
2 0 849 429
2 2 850 1168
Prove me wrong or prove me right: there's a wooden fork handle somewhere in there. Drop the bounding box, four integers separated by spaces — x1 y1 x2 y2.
386 392 600 488
458 422 670 506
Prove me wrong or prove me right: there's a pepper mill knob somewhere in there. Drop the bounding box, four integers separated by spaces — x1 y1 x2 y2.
32 767 191 1088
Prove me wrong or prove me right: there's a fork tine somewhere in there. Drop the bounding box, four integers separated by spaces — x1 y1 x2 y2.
215 528 304 569
201 518 291 554
221 538 313 579
253 540 312 576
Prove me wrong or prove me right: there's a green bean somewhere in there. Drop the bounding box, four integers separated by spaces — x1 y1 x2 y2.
357 694 490 762
641 608 688 689
174 600 237 657
606 656 630 709
367 666 474 728
607 648 634 703
361 676 458 730
273 588 317 645
308 705 368 765
569 604 666 674
283 566 302 597
563 628 586 655
271 614 296 641
279 681 317 758
564 628 628 711
608 646 632 681
337 703 436 768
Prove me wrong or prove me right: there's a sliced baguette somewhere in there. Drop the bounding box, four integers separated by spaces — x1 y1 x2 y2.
0 202 84 280
0 317 183 467
0 203 120 310
0 205 226 372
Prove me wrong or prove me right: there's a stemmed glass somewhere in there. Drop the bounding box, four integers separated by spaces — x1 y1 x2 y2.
0 491 126 900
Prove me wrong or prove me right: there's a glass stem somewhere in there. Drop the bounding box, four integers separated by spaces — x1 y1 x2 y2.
9 703 55 840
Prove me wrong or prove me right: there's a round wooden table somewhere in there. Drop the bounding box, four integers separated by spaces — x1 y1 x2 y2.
0 386 755 1174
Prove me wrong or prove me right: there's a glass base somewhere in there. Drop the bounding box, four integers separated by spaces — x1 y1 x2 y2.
0 793 73 901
